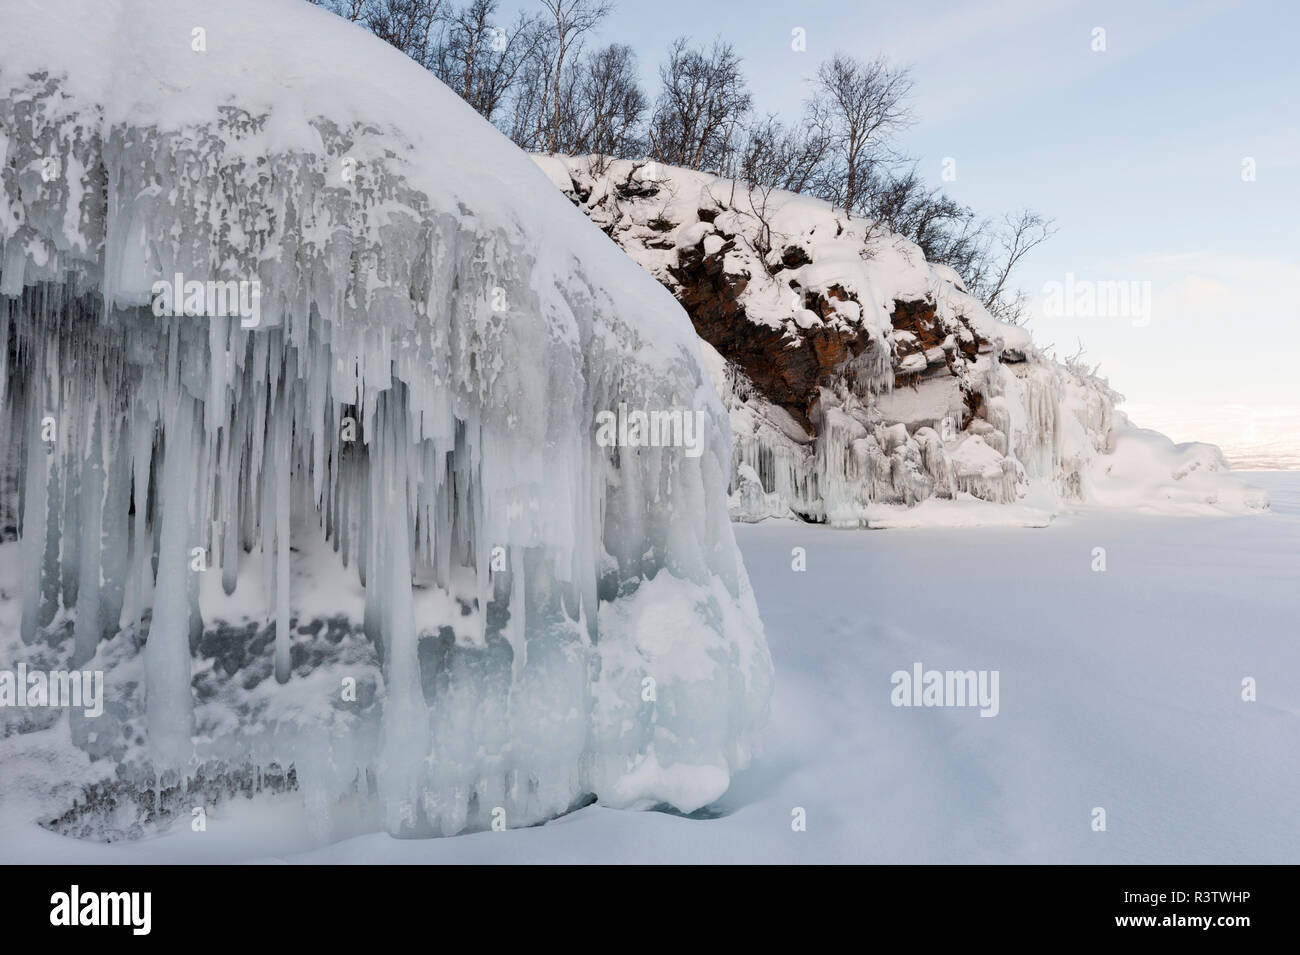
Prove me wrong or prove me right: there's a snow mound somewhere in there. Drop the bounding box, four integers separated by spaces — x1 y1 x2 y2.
0 0 771 839
534 155 1267 525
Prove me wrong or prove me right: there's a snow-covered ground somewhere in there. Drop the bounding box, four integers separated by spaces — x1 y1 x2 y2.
3 471 1294 864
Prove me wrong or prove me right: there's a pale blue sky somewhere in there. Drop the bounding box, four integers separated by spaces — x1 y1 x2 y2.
506 0 1299 450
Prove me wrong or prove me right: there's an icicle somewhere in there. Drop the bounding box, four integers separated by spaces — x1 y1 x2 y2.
19 389 50 645
144 393 197 771
128 399 155 638
376 400 429 835
274 383 292 684
0 303 8 410
72 407 104 666
504 545 526 678
99 412 131 641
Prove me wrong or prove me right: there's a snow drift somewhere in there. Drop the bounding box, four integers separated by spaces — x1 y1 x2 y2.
0 0 771 838
533 156 1268 527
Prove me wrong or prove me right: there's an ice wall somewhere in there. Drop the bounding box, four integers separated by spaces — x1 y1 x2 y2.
0 0 771 837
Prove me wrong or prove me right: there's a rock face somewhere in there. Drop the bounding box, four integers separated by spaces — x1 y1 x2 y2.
670 244 988 440
534 155 1267 525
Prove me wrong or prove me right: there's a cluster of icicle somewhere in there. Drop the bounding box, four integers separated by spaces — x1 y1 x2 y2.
710 338 1125 526
0 68 770 837
700 322 1079 525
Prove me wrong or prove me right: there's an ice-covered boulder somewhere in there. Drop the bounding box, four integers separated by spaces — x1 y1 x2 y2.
0 0 771 838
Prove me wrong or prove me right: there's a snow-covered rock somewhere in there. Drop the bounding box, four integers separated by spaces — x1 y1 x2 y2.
533 155 1268 525
0 0 771 839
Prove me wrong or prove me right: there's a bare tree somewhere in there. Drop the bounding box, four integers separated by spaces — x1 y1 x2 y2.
813 53 912 218
840 166 1055 324
973 210 1057 325
433 0 544 123
737 103 833 195
566 43 647 156
505 35 553 149
865 167 979 265
327 0 369 21
649 37 752 174
365 0 449 67
538 0 613 152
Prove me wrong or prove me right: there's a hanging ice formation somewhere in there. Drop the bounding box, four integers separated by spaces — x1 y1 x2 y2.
0 0 771 837
534 155 1268 526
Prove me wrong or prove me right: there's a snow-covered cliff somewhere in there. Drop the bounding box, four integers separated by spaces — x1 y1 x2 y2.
534 155 1267 527
0 0 771 838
